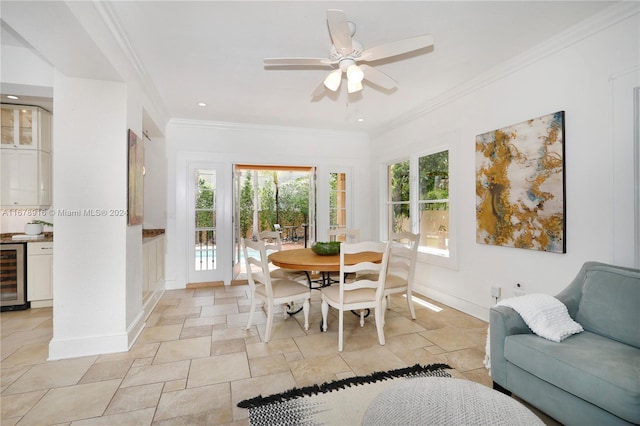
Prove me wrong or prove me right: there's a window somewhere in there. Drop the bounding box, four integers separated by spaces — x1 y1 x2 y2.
387 160 411 233
418 150 449 256
386 148 453 265
329 172 347 230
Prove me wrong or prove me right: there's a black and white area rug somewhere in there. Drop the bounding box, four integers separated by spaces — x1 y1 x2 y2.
237 363 452 426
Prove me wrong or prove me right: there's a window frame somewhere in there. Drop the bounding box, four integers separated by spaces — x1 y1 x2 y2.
329 171 348 231
383 145 457 270
319 167 353 242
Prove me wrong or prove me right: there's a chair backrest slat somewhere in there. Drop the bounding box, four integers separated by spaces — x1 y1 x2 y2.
328 228 360 243
388 232 420 285
339 241 391 302
242 238 273 298
258 230 283 252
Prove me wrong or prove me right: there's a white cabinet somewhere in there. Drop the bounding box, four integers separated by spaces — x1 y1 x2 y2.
0 104 51 208
1 105 51 151
142 241 152 296
1 150 50 207
1 150 38 206
143 235 165 301
27 241 53 307
156 237 165 284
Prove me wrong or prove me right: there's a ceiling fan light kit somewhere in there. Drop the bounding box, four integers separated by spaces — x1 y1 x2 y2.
264 9 434 98
323 69 342 91
323 60 365 93
347 78 363 94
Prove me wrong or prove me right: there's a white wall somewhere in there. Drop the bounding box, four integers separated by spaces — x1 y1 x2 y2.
165 120 371 288
49 73 130 359
0 45 53 88
1 2 171 359
143 135 167 229
370 6 640 320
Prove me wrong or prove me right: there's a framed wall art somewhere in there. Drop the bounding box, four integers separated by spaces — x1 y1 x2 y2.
127 129 144 226
475 111 565 253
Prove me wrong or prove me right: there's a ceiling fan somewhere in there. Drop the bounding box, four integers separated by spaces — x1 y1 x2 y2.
264 9 434 97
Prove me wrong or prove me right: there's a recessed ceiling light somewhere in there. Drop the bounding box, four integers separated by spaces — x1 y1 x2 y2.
6 95 19 100
197 102 207 107
356 117 365 123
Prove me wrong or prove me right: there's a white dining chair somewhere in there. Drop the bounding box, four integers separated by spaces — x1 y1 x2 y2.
320 240 391 352
257 230 306 282
327 228 360 243
327 228 360 282
383 232 420 321
243 238 310 342
357 232 420 324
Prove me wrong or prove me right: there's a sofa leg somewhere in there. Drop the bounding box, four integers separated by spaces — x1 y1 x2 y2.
493 381 512 396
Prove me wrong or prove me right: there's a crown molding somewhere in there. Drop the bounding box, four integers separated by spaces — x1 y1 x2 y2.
371 1 640 138
168 118 368 138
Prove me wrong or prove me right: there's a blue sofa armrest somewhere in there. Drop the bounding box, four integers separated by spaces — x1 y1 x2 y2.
489 305 532 388
553 262 596 318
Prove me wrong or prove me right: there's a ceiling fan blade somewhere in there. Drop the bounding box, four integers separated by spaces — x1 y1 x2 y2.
359 64 397 90
359 34 434 62
311 79 327 99
264 57 335 66
327 9 353 56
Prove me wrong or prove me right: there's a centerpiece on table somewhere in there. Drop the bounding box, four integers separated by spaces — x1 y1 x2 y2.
311 241 341 256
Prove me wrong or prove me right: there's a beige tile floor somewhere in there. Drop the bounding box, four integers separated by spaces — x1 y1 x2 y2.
1 286 557 425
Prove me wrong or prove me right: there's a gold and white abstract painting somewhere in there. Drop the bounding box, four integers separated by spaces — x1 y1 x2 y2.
476 111 565 253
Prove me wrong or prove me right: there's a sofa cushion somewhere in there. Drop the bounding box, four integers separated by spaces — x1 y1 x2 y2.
575 265 640 347
504 331 640 424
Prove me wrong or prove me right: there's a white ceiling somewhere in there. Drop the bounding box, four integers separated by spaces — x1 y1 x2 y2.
1 1 618 134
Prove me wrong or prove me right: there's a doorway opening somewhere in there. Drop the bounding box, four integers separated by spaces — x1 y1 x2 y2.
234 165 316 274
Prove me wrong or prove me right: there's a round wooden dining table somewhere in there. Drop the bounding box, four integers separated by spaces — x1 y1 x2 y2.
269 248 382 289
269 248 382 318
268 248 382 273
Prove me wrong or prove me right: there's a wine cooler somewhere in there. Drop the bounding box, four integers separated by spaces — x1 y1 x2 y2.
1 243 29 311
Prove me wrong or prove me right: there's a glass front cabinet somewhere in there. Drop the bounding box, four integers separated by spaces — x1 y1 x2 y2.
0 104 52 208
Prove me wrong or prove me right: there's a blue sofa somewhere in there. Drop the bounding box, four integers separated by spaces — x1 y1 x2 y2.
490 261 640 425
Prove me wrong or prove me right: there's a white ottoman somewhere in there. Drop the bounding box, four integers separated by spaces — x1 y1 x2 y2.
363 377 544 425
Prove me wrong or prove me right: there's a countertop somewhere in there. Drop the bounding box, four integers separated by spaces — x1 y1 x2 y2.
0 232 54 243
143 229 165 242
1 229 165 244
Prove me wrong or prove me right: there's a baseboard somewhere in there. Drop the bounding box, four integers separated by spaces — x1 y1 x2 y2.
186 281 225 289
142 282 165 320
30 299 53 308
413 283 489 322
126 310 146 349
48 332 129 360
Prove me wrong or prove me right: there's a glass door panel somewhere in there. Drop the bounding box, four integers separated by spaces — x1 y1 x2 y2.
18 109 33 147
1 107 15 146
189 165 225 283
195 169 216 272
232 167 241 280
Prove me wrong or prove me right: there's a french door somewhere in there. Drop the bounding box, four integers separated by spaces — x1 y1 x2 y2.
188 162 228 284
232 165 317 269
232 168 242 280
